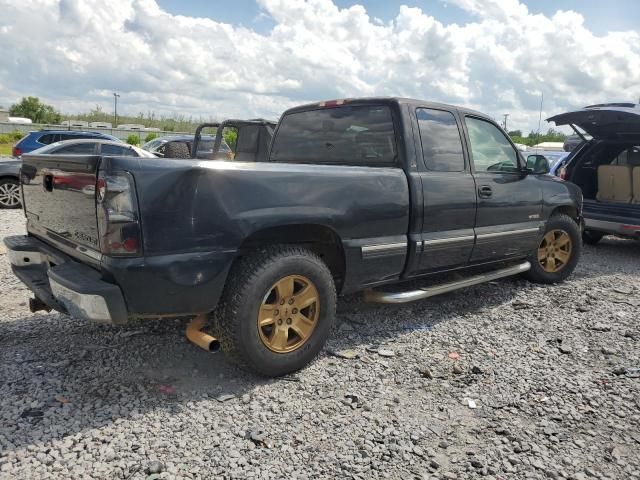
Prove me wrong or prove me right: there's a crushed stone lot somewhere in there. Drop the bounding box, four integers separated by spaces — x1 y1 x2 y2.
1 209 639 480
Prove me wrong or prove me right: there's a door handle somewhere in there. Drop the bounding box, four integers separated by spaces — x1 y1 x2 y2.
478 185 492 198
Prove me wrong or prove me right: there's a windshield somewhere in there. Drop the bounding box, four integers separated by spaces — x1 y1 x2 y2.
142 139 163 150
131 145 156 158
270 105 397 166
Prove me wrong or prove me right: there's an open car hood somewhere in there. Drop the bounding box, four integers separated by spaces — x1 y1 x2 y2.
547 103 640 142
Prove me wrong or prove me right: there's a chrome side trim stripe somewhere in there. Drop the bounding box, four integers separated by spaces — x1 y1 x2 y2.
361 242 407 254
476 227 539 240
423 235 475 247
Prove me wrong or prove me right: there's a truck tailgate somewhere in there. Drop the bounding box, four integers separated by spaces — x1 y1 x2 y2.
21 154 101 260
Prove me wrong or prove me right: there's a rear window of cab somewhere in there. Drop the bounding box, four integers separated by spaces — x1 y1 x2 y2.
270 105 397 167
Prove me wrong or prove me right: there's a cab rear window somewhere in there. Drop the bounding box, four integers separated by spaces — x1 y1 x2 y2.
270 105 397 167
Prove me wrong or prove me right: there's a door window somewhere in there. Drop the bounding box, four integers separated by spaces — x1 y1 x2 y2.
38 134 53 145
416 108 464 171
54 142 97 154
101 144 136 156
465 117 519 173
38 134 61 145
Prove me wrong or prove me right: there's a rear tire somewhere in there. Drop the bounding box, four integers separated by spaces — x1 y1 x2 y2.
524 213 581 284
0 178 21 209
213 246 337 377
582 230 604 245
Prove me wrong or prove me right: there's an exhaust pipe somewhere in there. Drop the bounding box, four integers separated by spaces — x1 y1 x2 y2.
186 314 220 353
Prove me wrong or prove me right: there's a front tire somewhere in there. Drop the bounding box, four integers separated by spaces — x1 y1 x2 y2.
524 213 581 284
214 246 336 377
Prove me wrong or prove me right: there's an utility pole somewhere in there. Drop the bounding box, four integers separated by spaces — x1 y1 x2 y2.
502 113 510 131
113 92 120 127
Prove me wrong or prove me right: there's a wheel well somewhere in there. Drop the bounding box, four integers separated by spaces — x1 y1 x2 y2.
0 175 19 182
238 224 346 288
551 206 579 222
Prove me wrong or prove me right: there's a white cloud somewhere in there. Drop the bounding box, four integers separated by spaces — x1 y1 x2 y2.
0 0 638 132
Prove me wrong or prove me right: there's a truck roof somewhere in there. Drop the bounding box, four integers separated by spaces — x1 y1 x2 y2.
283 97 491 120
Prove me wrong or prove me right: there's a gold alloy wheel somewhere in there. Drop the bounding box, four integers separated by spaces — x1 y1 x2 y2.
537 229 573 273
257 275 320 353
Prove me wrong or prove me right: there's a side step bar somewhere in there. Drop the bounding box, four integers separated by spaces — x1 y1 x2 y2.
363 261 531 304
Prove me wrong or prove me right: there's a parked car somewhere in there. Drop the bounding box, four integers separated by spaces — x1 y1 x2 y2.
548 103 640 244
12 130 121 158
525 150 570 176
142 134 234 159
0 157 21 208
32 139 155 157
563 134 586 152
5 98 583 377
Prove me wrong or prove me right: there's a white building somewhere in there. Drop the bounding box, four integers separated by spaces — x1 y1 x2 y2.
8 117 32 124
117 124 145 130
89 121 112 128
61 120 89 128
532 142 564 152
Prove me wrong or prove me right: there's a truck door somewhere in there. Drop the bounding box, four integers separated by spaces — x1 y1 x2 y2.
462 115 543 263
405 107 477 276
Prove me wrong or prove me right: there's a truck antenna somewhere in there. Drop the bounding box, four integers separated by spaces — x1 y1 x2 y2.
535 92 544 154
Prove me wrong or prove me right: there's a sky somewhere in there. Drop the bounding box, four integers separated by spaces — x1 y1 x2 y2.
0 0 639 133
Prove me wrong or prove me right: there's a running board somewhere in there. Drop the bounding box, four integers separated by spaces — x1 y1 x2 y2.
363 261 531 304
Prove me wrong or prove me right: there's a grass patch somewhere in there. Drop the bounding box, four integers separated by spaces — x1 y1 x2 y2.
0 144 13 156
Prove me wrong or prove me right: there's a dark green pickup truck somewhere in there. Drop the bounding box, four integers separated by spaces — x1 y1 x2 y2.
5 97 583 376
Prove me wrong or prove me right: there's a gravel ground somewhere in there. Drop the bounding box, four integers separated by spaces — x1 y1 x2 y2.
1 209 639 480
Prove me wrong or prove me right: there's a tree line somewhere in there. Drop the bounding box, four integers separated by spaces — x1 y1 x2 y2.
7 97 215 133
8 97 567 147
507 129 567 146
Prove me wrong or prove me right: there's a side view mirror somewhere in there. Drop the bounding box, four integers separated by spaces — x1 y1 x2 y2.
526 154 550 174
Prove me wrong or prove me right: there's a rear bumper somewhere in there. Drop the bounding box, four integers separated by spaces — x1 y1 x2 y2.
4 235 236 324
585 217 640 237
4 235 128 324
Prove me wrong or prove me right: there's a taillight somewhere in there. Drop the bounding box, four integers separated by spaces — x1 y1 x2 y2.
12 146 22 157
96 170 141 256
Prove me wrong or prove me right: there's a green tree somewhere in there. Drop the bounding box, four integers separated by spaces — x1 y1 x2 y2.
508 130 522 137
223 129 238 150
126 134 139 145
9 96 61 124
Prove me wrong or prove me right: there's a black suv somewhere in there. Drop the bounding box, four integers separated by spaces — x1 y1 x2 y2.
549 103 640 244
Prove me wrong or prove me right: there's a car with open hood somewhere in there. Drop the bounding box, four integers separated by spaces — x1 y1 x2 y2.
548 103 640 244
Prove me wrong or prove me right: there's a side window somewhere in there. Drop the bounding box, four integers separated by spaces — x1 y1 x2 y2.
54 143 97 155
416 108 464 172
101 144 135 156
36 133 60 145
465 117 519 173
38 134 53 145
